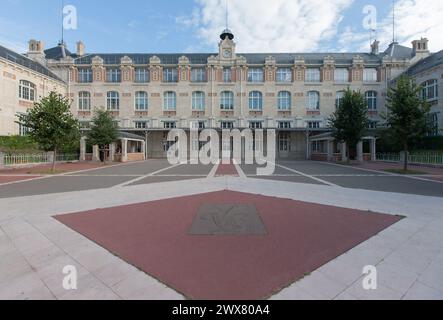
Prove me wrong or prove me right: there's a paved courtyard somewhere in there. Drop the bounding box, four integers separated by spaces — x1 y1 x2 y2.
1 160 443 300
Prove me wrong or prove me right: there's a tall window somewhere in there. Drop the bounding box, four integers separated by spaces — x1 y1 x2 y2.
192 91 205 110
107 91 120 110
305 68 321 82
163 91 176 110
19 80 36 101
276 68 292 83
220 91 234 110
163 68 178 83
277 91 291 110
106 68 121 83
365 91 377 110
421 79 438 101
135 68 149 83
223 68 232 83
334 68 349 83
135 91 148 110
248 68 264 83
78 91 91 110
335 91 345 109
363 68 377 82
306 91 320 110
249 91 263 110
78 68 93 83
191 68 206 82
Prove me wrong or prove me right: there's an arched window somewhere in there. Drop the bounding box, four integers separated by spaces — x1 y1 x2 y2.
192 91 205 110
220 91 234 110
277 91 291 110
135 91 148 110
249 91 263 110
334 68 349 83
107 91 119 110
335 91 345 109
306 91 320 110
19 80 36 101
421 79 438 101
163 91 176 110
78 91 91 110
365 91 377 110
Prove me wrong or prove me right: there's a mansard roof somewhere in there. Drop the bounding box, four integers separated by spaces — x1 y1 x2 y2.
381 42 413 60
405 49 443 76
0 44 63 82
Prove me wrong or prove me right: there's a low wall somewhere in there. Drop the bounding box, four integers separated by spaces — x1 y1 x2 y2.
126 153 144 162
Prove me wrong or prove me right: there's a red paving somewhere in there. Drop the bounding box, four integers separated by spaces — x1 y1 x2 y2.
0 162 111 175
55 191 401 300
215 160 239 176
0 176 41 184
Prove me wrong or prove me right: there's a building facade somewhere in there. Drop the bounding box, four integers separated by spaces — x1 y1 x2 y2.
0 42 66 136
0 30 439 159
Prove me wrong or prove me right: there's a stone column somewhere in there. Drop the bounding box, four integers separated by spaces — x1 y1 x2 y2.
0 151 4 168
80 137 87 161
109 143 116 162
141 141 146 160
370 138 377 161
327 140 333 162
341 142 347 162
92 145 100 162
357 141 364 163
121 139 128 163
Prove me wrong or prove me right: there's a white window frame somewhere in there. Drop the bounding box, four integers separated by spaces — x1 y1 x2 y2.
277 91 291 110
106 68 121 83
191 68 206 83
247 68 264 83
78 91 91 110
135 91 148 110
363 68 378 82
221 121 234 129
163 68 178 83
135 68 149 83
335 91 345 109
192 91 205 110
220 91 234 110
306 91 320 110
421 79 438 101
163 91 177 110
365 91 377 110
107 91 120 110
223 68 232 83
334 68 349 83
19 80 36 101
78 68 93 83
249 91 263 110
305 68 321 82
276 68 292 83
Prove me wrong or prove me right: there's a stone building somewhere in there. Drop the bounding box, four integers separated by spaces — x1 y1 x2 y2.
0 30 439 160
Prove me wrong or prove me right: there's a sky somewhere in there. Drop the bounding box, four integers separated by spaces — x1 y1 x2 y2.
1 0 442 55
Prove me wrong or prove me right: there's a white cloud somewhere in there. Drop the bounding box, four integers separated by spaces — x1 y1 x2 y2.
340 0 443 53
183 0 354 52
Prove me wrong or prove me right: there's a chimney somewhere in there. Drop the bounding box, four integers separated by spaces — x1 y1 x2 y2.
27 39 46 65
411 38 430 62
76 41 85 57
371 40 380 55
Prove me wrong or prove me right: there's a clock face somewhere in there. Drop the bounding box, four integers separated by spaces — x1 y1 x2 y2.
223 49 232 58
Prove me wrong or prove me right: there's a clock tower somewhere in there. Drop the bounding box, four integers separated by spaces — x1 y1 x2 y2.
219 29 236 61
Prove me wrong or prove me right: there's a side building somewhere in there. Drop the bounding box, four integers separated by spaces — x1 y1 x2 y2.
0 42 66 136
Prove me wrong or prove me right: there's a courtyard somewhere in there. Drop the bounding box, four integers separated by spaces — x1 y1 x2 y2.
1 159 443 300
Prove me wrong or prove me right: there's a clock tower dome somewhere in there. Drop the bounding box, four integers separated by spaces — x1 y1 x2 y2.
219 29 236 60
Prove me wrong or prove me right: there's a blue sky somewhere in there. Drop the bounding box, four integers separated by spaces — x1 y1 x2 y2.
1 0 442 54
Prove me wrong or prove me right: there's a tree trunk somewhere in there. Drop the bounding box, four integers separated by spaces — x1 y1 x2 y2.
403 142 408 171
52 147 57 173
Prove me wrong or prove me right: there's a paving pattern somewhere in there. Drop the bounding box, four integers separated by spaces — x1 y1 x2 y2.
1 159 443 300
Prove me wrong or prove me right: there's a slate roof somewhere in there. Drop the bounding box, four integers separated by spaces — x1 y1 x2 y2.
0 44 63 82
405 49 443 76
381 42 413 60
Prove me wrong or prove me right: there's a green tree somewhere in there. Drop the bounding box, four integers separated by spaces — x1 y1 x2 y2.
384 75 430 171
87 109 118 163
329 89 369 164
17 91 80 172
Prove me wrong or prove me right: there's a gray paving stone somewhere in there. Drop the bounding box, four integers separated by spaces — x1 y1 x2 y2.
57 273 120 300
403 281 443 300
418 260 443 292
294 271 346 300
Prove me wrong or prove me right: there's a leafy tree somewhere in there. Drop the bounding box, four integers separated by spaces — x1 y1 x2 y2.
17 91 80 172
87 109 118 163
384 75 430 171
329 89 369 164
